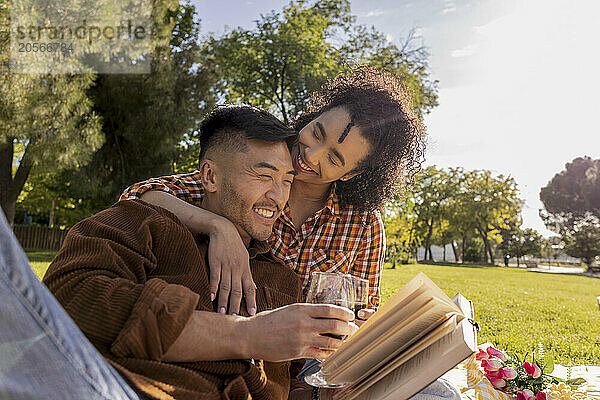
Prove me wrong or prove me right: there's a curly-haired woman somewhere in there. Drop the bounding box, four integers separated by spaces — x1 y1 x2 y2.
120 65 425 319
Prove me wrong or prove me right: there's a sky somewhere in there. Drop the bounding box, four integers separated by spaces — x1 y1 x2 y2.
192 0 600 237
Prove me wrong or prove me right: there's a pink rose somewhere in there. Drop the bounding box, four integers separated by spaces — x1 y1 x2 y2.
485 370 499 379
481 358 503 372
487 346 507 361
517 389 535 400
497 367 518 380
476 349 489 361
523 362 542 378
487 375 507 389
536 391 547 400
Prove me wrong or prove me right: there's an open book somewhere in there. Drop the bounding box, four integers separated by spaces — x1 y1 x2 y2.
321 272 477 400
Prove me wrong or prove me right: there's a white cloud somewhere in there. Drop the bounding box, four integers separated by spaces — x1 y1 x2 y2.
365 9 385 17
442 0 456 14
450 44 476 58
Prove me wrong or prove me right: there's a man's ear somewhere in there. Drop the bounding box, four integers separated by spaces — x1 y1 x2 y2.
198 159 219 193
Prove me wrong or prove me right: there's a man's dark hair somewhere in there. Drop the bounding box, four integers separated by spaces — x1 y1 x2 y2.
199 104 296 161
292 65 426 213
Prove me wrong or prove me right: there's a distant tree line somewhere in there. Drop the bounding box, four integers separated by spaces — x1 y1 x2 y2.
385 159 600 271
383 166 527 266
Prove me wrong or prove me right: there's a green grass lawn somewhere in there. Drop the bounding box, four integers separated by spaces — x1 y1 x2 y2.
24 250 600 365
381 263 600 365
25 249 57 279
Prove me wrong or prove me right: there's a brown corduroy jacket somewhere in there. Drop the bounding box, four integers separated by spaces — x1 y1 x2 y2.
43 200 302 400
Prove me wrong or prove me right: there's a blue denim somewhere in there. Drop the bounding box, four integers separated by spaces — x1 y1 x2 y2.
0 211 140 400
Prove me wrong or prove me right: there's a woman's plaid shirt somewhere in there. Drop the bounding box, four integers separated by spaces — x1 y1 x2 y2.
121 171 385 308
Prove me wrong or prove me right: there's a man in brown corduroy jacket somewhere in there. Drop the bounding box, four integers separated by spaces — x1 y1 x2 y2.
43 105 356 400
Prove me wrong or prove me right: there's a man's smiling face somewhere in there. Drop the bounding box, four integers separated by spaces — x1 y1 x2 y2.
214 139 296 244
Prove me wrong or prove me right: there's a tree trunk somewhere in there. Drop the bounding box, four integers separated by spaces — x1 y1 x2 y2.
451 241 459 263
488 241 495 265
443 244 446 262
461 237 466 264
0 139 14 224
424 218 434 261
517 256 520 267
0 140 33 227
49 198 56 228
405 226 414 264
476 226 495 264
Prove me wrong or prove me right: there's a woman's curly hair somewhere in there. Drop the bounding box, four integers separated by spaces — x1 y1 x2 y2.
292 65 426 213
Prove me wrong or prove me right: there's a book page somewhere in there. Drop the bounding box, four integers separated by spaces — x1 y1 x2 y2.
323 273 464 377
325 300 459 384
323 292 435 372
353 273 460 334
334 316 459 400
333 293 476 400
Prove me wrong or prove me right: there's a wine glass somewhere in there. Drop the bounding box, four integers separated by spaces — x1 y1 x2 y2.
303 272 354 388
351 276 369 319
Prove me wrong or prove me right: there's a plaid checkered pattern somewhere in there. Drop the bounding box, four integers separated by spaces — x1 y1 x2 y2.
121 171 386 308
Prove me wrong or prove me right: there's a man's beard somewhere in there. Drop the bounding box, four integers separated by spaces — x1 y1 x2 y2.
218 183 272 242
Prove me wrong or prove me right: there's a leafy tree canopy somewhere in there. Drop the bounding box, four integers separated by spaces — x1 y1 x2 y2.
202 0 438 124
540 156 600 234
1 0 102 225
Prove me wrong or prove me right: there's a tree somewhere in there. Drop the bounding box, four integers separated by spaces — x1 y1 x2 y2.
541 157 600 269
0 0 102 226
562 218 600 268
14 165 105 229
383 193 419 267
412 166 463 261
202 0 438 124
339 26 438 116
540 156 600 234
500 226 543 267
540 236 563 266
55 2 217 213
458 170 523 264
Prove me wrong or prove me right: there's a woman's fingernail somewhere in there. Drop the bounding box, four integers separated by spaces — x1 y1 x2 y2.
249 307 256 316
219 307 226 314
232 313 237 316
210 293 215 302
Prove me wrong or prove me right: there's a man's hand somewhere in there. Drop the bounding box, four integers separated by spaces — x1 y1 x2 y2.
244 304 358 362
208 217 256 316
355 308 376 328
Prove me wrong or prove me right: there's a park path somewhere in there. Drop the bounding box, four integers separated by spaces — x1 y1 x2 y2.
504 263 600 278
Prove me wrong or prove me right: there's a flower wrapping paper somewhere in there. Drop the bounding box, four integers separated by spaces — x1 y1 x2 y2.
458 345 593 400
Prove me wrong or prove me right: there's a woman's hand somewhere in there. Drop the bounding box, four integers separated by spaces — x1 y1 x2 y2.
208 217 256 315
355 308 376 328
138 191 258 315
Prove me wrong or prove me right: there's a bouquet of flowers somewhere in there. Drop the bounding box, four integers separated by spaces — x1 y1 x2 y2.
476 345 587 400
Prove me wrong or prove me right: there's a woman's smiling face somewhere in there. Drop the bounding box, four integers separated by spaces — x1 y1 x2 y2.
291 107 371 185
